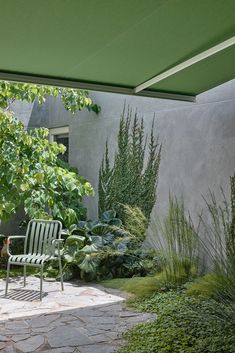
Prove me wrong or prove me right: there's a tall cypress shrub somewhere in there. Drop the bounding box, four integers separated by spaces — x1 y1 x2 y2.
98 106 161 223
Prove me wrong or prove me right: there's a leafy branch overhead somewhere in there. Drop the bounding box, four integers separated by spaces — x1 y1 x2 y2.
0 81 101 114
99 106 161 223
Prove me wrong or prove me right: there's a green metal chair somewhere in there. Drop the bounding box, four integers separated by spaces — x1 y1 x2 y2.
5 219 64 300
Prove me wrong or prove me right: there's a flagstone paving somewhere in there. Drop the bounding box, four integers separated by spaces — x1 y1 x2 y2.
0 277 155 352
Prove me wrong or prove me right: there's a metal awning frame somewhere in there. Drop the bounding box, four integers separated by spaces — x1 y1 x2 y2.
0 71 195 102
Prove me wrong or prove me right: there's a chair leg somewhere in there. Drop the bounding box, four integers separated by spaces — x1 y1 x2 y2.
59 257 64 291
23 265 26 287
5 261 10 296
40 265 43 301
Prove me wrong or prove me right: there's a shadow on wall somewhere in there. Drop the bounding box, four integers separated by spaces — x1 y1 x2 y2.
0 208 26 236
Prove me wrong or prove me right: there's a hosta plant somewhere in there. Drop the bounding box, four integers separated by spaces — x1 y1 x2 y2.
61 210 158 281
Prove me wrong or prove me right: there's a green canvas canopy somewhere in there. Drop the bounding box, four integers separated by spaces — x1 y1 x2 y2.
0 0 235 102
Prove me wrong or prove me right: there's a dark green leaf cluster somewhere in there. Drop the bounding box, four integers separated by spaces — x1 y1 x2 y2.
118 291 235 353
62 210 158 280
0 81 101 114
98 106 161 223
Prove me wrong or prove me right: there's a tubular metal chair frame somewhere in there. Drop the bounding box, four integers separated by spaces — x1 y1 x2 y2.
5 219 64 301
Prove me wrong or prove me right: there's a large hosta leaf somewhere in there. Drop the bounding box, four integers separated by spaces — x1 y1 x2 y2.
66 235 85 248
80 244 99 254
78 254 100 273
100 210 122 226
90 223 110 235
89 235 103 248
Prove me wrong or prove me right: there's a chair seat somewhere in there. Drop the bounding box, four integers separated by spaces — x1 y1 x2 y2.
9 254 53 265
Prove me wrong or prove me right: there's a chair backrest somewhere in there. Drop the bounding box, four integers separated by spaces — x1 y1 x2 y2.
25 219 62 256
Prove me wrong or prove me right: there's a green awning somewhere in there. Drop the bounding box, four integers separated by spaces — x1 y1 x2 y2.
0 0 235 102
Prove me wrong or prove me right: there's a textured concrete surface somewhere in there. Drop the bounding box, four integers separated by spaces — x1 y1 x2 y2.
0 277 155 353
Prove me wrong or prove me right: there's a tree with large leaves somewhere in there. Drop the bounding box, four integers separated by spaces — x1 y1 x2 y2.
0 110 94 227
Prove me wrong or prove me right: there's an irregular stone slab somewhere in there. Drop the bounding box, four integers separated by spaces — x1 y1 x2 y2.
78 343 116 353
5 320 29 330
47 326 93 347
31 326 54 333
119 311 142 318
42 348 75 353
14 335 44 353
92 334 110 343
106 331 120 340
27 313 60 328
0 342 6 350
0 335 8 342
2 347 16 353
11 334 30 342
77 315 117 325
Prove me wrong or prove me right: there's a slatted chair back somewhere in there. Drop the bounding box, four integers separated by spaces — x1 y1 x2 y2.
24 219 62 256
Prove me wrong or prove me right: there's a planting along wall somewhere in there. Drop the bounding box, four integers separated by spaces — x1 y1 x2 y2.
1 80 235 237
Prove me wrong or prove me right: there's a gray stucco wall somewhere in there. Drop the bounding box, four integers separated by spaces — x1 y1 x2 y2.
1 80 235 235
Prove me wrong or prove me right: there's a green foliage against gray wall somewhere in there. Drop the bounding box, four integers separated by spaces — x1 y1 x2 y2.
230 173 235 258
0 81 100 114
98 106 161 222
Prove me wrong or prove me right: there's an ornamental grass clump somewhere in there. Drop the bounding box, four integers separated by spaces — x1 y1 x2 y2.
151 196 199 287
188 180 235 307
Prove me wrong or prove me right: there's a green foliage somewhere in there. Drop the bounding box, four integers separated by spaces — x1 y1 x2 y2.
0 81 100 114
62 210 158 281
101 272 168 298
0 110 94 226
118 291 235 353
0 267 37 278
121 204 148 243
186 273 233 300
98 106 161 223
150 196 199 286
193 186 235 306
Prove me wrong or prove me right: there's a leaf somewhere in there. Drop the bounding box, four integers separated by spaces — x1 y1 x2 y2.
101 210 117 221
78 254 99 273
80 244 99 254
90 223 110 235
89 235 103 248
65 235 85 248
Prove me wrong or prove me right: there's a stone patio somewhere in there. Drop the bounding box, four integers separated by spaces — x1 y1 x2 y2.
0 276 155 352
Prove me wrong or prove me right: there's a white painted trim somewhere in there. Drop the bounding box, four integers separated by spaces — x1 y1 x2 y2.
49 126 69 143
134 36 235 93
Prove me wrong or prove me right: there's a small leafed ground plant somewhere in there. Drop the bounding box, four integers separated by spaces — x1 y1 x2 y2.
118 291 235 353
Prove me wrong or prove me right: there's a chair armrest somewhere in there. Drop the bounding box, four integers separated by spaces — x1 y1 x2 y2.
6 236 26 256
51 239 64 257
